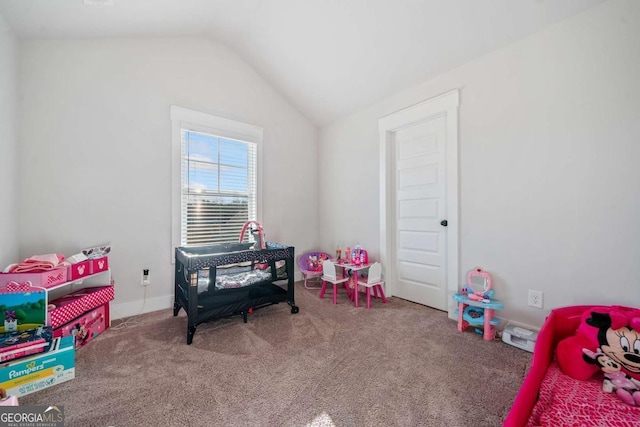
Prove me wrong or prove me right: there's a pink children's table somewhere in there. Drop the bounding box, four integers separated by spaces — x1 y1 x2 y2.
335 261 372 308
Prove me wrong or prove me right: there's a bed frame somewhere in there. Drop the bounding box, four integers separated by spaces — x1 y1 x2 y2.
503 304 637 427
503 306 586 426
173 242 298 345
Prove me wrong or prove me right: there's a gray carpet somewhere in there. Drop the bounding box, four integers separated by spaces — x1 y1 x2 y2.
20 283 531 426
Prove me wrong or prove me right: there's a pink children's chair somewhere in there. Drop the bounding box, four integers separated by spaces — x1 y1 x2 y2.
357 262 387 308
298 251 332 289
319 260 350 304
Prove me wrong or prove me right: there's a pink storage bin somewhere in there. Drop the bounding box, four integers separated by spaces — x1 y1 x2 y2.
89 257 109 274
49 285 114 329
53 303 109 349
67 260 91 281
0 268 67 289
48 294 85 329
67 286 114 313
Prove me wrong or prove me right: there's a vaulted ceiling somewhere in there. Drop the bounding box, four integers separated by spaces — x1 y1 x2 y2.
0 0 604 126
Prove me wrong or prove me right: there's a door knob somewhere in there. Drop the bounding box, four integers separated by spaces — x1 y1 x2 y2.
440 220 448 227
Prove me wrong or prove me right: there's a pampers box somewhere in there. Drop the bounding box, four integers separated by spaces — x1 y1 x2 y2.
0 336 75 397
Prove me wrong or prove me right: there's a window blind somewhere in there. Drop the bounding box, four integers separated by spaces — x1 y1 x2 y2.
181 129 257 246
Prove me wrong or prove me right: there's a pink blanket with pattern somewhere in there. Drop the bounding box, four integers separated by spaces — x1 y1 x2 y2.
528 361 640 427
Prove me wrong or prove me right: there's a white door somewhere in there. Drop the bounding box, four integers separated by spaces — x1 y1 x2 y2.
392 115 448 310
379 90 459 317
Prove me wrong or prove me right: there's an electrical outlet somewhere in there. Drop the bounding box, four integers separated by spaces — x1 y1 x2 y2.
141 269 150 286
528 289 543 309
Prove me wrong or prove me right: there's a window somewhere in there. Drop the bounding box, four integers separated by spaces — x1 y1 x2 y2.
171 106 262 251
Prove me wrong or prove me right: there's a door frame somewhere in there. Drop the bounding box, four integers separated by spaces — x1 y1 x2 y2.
378 89 460 319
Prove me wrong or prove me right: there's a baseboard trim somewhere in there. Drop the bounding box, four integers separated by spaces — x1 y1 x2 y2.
110 294 174 320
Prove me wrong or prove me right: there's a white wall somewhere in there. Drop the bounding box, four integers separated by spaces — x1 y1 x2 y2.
0 14 17 268
18 37 318 317
319 0 640 328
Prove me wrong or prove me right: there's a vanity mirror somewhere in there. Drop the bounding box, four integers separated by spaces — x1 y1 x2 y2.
466 268 493 301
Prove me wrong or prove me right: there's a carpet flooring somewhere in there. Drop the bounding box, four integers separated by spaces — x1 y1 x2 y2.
20 282 531 426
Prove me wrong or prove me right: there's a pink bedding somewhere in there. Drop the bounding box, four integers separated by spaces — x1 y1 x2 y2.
527 361 640 426
504 305 640 427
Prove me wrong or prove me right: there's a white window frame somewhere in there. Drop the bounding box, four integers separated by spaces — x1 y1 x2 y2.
171 106 263 260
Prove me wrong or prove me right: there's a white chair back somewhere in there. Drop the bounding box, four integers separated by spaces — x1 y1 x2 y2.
367 262 383 284
322 260 337 281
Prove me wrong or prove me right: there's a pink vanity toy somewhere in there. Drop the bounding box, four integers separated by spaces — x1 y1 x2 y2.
453 268 504 340
466 268 493 302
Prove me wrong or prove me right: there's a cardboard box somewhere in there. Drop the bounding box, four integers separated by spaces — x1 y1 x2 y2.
0 336 75 397
0 326 53 363
0 284 47 334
